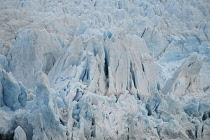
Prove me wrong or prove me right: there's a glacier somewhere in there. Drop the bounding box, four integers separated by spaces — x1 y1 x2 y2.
0 0 210 139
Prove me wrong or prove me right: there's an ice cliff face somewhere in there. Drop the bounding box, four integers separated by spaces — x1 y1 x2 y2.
0 0 210 140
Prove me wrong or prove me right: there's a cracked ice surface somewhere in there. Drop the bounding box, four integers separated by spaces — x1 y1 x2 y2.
0 0 210 140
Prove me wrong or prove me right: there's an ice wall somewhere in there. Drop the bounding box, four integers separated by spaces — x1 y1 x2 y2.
0 0 210 140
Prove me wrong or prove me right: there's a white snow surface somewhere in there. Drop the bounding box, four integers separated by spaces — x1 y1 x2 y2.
0 0 210 140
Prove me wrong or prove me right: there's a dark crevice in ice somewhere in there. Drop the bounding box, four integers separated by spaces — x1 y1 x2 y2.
186 130 196 139
141 28 146 38
0 133 14 140
91 117 96 138
130 62 137 89
195 125 198 139
92 117 95 126
104 52 109 79
127 127 129 140
202 112 209 121
141 63 145 72
59 118 65 126
203 86 209 92
157 82 161 91
137 93 141 100
146 104 152 116
104 45 110 88
80 62 89 82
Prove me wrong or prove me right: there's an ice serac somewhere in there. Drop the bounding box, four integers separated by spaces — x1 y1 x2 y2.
161 53 203 97
0 67 27 111
0 0 210 140
26 71 67 140
14 126 27 140
49 30 158 97
8 29 62 89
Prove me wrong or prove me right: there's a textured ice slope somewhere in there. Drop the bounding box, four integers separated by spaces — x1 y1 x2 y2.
0 0 210 140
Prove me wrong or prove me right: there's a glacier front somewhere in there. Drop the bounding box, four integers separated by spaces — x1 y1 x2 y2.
0 0 210 140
